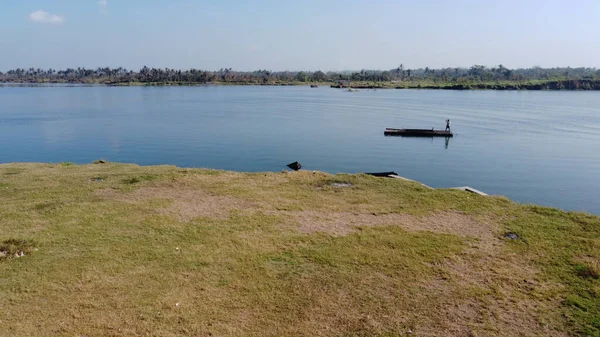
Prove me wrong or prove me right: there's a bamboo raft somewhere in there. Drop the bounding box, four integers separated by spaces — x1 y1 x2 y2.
384 128 453 137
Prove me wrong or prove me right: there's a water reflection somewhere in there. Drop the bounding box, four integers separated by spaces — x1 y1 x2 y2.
383 134 451 149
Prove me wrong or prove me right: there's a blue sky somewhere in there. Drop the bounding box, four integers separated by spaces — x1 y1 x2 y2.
1 0 599 71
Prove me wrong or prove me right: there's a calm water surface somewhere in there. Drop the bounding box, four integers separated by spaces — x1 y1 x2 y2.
1 85 599 214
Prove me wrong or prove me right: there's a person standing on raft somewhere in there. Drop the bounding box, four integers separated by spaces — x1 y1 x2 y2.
445 119 451 132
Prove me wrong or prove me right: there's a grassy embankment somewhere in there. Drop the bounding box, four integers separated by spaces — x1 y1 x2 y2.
1 163 599 336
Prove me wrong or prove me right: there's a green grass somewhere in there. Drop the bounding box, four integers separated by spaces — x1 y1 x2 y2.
122 173 159 184
0 163 598 336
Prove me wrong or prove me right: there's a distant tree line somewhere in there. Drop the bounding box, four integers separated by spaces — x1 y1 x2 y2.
1 65 599 85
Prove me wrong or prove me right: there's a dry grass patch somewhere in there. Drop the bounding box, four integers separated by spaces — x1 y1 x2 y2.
276 208 569 336
286 210 493 238
428 235 568 336
95 185 258 221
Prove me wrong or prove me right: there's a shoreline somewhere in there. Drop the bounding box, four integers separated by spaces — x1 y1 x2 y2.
2 79 600 90
1 161 593 215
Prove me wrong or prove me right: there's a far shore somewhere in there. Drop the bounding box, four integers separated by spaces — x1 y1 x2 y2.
2 78 600 90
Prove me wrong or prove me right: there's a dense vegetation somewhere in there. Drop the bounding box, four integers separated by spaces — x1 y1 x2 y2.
1 65 600 89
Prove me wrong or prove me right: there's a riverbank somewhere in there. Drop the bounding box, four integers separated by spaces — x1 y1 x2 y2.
3 78 600 90
1 163 599 336
330 79 600 90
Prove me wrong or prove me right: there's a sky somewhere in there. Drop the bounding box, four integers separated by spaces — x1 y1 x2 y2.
1 0 599 71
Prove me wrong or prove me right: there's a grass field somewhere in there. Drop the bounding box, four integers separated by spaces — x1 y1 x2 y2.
1 163 599 336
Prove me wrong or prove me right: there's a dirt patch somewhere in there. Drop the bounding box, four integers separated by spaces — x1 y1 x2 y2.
94 188 120 198
283 210 567 335
417 231 567 336
94 186 257 221
428 255 567 336
330 182 353 188
288 211 494 239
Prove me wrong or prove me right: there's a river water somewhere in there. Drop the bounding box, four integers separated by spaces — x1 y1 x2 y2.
1 84 599 214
